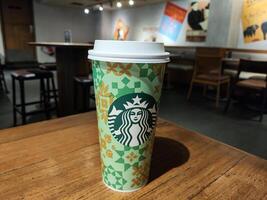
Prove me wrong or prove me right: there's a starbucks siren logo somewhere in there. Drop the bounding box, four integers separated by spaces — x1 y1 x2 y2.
108 93 157 147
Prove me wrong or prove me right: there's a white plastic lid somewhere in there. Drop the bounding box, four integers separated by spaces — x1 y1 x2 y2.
88 40 170 63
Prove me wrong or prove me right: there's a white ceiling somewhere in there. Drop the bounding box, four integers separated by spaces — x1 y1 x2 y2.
38 0 167 10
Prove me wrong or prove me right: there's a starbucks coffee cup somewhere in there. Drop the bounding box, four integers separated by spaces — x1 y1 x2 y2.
88 40 169 192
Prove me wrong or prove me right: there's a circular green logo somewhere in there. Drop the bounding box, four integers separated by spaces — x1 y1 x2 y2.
108 93 157 147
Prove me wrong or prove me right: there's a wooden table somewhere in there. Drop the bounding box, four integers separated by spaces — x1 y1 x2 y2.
0 112 266 199
222 58 240 70
29 42 94 117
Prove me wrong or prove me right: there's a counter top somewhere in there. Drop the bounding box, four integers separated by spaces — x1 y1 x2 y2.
29 42 94 47
0 112 266 199
164 45 267 54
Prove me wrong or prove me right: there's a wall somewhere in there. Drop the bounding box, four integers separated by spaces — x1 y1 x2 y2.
95 0 241 47
0 1 97 63
1 0 266 63
95 11 113 40
95 1 206 46
95 0 267 58
206 0 233 47
227 0 243 48
33 1 97 63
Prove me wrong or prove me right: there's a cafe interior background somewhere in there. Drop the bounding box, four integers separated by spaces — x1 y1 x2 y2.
0 0 267 160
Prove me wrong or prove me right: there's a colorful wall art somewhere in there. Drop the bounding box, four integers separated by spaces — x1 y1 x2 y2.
242 0 267 43
159 2 187 41
186 0 210 42
114 19 129 40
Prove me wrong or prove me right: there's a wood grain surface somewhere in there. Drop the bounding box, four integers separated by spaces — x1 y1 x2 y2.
0 112 266 200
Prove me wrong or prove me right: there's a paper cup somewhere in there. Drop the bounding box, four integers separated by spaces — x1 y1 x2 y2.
88 40 169 192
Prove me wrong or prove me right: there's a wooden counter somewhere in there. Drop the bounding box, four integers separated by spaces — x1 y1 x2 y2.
29 42 94 116
165 45 267 54
0 112 266 199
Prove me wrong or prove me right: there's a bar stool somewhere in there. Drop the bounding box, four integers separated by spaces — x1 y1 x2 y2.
39 63 58 103
74 75 95 113
11 69 58 126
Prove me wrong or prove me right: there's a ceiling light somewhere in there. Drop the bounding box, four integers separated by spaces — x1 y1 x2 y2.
99 5 103 11
84 8 90 14
129 0 134 6
116 1 122 8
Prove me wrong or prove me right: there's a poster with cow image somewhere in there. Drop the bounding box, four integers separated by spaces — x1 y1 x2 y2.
242 0 267 43
186 0 210 42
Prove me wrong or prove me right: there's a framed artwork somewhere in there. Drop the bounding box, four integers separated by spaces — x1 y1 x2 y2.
114 19 129 40
242 0 267 43
186 0 210 42
159 2 187 41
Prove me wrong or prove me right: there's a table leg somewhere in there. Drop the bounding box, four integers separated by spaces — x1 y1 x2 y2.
55 47 90 116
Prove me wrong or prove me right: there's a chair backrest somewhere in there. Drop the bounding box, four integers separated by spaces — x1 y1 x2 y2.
194 47 226 75
236 59 267 88
238 59 267 75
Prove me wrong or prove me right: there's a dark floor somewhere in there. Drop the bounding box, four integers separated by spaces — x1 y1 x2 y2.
0 70 267 160
159 87 267 160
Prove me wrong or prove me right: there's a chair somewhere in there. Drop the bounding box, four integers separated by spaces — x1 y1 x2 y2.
224 59 267 122
11 69 58 126
165 51 194 89
74 75 95 113
187 47 230 107
0 64 9 93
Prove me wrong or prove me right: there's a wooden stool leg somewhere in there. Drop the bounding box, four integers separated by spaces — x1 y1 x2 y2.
203 85 207 97
82 84 89 112
259 89 267 122
40 78 43 107
46 77 51 118
0 73 3 91
44 78 50 119
19 79 26 125
224 94 232 113
187 81 194 100
216 84 221 108
74 80 77 112
2 71 9 93
12 77 17 126
224 83 234 113
226 81 230 99
46 77 51 105
51 77 58 116
88 85 91 110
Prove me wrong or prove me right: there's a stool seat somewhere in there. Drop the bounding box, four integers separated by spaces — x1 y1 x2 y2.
39 63 57 71
74 75 95 113
11 69 53 79
74 75 93 84
28 69 54 78
11 70 36 79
